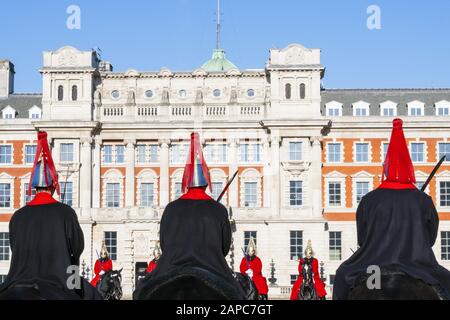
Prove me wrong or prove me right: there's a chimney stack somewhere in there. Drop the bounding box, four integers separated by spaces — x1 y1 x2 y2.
0 60 15 98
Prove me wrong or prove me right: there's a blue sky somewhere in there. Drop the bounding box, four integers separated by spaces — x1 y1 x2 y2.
1 0 449 92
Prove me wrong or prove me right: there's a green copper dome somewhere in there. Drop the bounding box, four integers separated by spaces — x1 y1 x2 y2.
201 49 238 72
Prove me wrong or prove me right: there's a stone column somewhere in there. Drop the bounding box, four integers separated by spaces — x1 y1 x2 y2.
262 136 271 208
92 137 102 208
270 134 281 217
79 137 93 209
125 139 136 207
311 137 323 218
228 138 239 208
159 140 170 207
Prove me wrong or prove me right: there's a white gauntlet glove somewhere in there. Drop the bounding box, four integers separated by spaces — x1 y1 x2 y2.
246 269 253 278
99 270 105 275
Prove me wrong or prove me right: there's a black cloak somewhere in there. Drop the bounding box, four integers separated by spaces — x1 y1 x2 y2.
333 188 450 299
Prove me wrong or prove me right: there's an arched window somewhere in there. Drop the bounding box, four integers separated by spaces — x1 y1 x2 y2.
57 85 64 101
72 85 78 101
300 83 306 99
285 83 291 100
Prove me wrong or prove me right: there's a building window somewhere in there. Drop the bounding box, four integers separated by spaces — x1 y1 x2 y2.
145 90 154 98
285 84 291 100
329 275 336 285
111 90 120 100
0 233 9 261
24 183 36 204
409 105 423 116
355 143 369 162
290 231 303 260
411 143 425 162
71 85 78 101
329 231 342 261
327 143 341 163
0 146 12 164
25 145 37 164
179 89 187 98
247 89 255 97
356 181 369 205
289 142 302 161
102 145 126 164
211 182 223 202
299 83 306 99
438 143 450 161
381 106 395 116
328 182 341 206
239 144 262 163
174 182 182 199
140 183 154 207
170 144 189 164
437 105 450 116
441 231 450 260
244 231 257 252
31 112 41 119
136 145 158 164
439 181 450 207
213 89 221 97
58 85 64 101
326 103 342 117
116 145 125 163
59 181 73 206
382 143 389 162
0 184 11 208
244 182 257 207
289 181 303 206
60 143 74 162
205 144 227 163
103 145 113 163
291 275 298 285
106 183 120 208
104 231 117 261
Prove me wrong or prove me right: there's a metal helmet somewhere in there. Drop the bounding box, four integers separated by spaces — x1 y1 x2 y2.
31 160 54 189
304 240 315 257
246 236 257 256
181 132 211 193
100 240 109 258
153 241 162 258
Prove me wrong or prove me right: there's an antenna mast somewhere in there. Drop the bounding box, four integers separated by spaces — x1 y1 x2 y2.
216 0 221 50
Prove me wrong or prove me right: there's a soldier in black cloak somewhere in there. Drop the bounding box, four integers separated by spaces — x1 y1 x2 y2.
0 131 101 300
333 119 450 299
134 132 245 300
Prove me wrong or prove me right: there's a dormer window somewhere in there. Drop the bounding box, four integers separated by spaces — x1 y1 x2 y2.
57 85 64 101
436 101 450 116
380 101 397 117
325 101 343 117
407 101 425 116
353 101 370 117
71 85 78 101
28 106 42 119
2 106 16 119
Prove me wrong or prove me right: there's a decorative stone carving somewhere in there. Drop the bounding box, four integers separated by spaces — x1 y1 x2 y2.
195 89 204 106
57 49 78 67
285 46 305 65
161 88 170 105
229 88 238 105
126 90 136 106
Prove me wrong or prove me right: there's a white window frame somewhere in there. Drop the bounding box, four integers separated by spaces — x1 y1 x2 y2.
23 144 37 165
436 171 450 210
0 173 14 212
324 171 346 209
238 142 262 164
352 101 370 117
409 141 427 163
170 169 184 201
0 232 10 261
0 144 13 165
380 101 397 117
329 231 342 261
351 171 374 208
204 143 228 164
239 169 262 208
170 143 189 164
288 180 303 207
441 231 450 261
28 105 42 119
437 142 450 163
135 144 159 165
56 140 78 164
415 171 429 193
289 141 303 161
136 169 159 207
435 100 450 116
325 101 343 117
209 169 228 204
353 141 371 163
326 142 343 163
1 106 16 119
101 169 124 208
407 101 425 117
101 144 126 165
380 141 389 163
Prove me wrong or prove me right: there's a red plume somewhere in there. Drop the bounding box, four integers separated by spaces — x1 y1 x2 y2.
378 119 416 190
28 131 60 197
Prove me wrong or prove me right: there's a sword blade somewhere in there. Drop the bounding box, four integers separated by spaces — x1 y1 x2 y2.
217 169 238 202
421 155 446 192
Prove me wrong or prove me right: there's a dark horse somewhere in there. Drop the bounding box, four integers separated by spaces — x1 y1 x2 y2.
0 279 88 300
233 272 259 300
134 266 257 300
348 268 447 300
297 262 318 300
97 269 123 300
